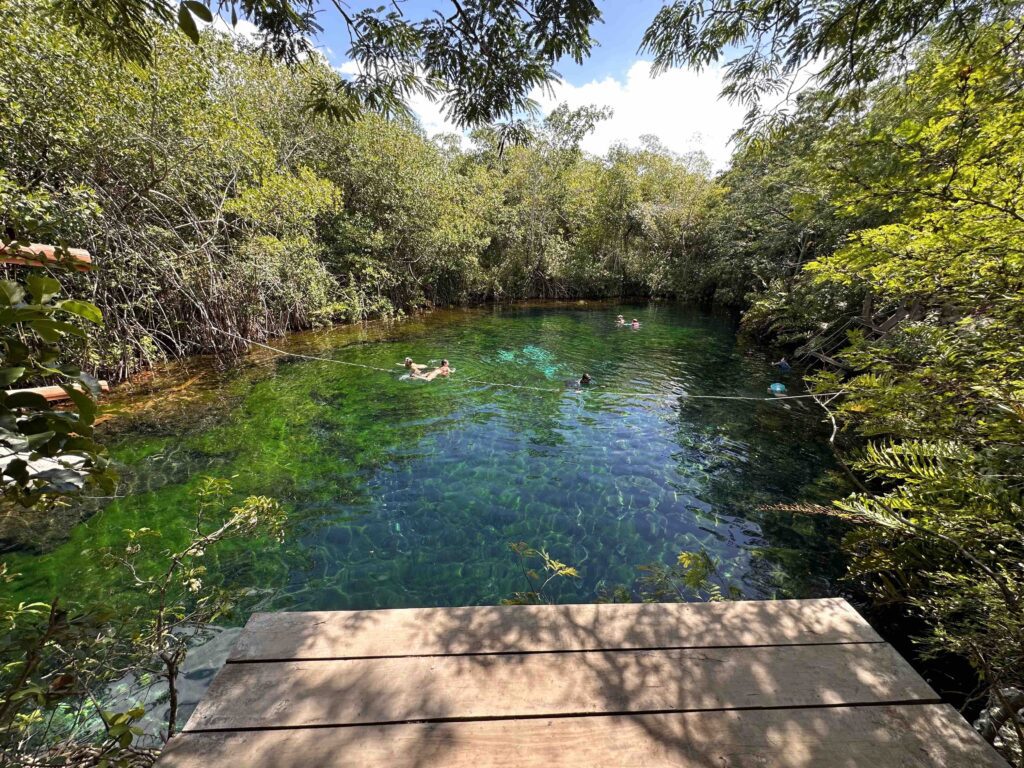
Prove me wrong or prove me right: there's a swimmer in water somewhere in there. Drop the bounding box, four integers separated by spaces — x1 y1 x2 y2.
399 357 426 374
565 373 593 389
631 319 640 329
773 356 792 374
417 359 451 381
616 315 625 326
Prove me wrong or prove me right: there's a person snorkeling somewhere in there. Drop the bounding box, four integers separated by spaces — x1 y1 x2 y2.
399 357 426 374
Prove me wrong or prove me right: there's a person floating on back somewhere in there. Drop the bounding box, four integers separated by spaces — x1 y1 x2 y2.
416 359 451 381
631 318 640 329
399 357 426 374
773 356 791 374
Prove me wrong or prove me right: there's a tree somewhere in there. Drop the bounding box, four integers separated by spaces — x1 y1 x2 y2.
802 24 1024 708
48 0 1024 136
736 25 1024 759
49 0 602 127
641 0 1024 121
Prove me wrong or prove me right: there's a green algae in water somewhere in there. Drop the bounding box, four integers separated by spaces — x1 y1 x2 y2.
6 304 849 611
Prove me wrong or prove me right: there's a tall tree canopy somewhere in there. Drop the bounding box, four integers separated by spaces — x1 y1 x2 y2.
45 0 1024 128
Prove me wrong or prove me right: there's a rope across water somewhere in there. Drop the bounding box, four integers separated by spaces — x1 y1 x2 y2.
216 329 844 403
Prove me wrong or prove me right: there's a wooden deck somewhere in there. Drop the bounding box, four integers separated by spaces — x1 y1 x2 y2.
158 599 1008 767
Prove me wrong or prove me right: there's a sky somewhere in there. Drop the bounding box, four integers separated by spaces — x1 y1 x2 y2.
309 1 747 170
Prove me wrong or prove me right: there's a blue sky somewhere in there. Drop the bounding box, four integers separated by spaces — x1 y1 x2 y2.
306 1 746 169
311 0 667 85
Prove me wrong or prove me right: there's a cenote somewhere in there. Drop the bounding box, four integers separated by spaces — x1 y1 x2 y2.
6 303 851 716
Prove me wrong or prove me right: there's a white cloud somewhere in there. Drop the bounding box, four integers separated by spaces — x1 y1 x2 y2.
407 92 464 139
335 60 361 76
335 60 465 140
208 16 261 42
531 61 746 171
336 58 747 167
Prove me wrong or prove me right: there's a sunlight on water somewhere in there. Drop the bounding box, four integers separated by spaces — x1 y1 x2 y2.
4 303 854 733
7 303 848 611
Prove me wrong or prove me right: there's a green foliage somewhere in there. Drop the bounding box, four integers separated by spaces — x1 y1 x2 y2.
600 548 742 603
48 0 1024 137
0 267 111 504
805 27 1024 716
49 0 602 127
502 541 580 604
641 0 1024 122
0 478 284 763
723 24 1023 752
472 112 715 300
0 7 716 376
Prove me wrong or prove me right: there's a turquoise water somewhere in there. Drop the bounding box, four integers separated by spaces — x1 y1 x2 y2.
7 303 847 611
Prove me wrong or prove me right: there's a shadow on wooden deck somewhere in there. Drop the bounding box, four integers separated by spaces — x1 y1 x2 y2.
158 600 1008 767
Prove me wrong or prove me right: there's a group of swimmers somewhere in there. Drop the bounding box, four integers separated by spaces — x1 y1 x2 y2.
616 315 641 329
402 355 591 388
398 314 798 394
400 357 450 381
400 313 642 386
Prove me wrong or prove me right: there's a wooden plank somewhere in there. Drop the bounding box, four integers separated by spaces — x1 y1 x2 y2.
229 599 881 661
6 381 110 403
184 643 936 732
160 704 1009 768
1 242 93 270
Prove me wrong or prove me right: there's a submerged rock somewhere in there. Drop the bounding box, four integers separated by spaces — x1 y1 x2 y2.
974 686 1024 765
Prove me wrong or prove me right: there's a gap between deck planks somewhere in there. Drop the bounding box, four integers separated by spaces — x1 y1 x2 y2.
184 642 937 731
228 598 882 661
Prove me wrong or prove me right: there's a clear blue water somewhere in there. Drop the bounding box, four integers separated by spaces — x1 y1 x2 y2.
8 303 848 611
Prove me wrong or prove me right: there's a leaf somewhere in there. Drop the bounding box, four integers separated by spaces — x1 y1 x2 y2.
29 319 86 343
59 299 103 325
26 274 61 304
60 383 97 424
35 467 87 493
24 429 56 448
178 3 201 43
0 367 25 386
0 281 25 306
4 391 49 410
184 1 213 23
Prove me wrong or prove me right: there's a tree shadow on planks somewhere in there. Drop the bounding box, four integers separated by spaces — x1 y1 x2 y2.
158 602 1007 767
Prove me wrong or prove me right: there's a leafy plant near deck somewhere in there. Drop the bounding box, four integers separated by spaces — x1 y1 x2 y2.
743 25 1024 757
597 548 743 604
0 479 284 766
0 266 111 505
503 541 581 605
807 27 1024 727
